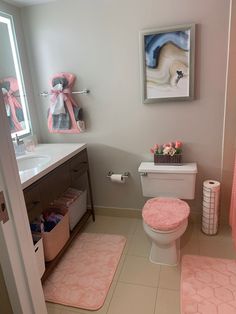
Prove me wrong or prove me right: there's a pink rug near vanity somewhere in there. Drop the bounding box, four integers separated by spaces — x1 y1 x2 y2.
43 232 126 310
181 255 236 314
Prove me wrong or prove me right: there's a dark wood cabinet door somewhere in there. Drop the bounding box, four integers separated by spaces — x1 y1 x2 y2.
70 149 88 184
23 148 90 219
39 162 71 209
24 183 42 222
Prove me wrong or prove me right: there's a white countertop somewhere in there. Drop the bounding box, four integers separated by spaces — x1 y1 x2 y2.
19 143 86 189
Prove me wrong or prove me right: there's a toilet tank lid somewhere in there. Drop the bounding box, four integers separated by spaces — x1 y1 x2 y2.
138 162 198 174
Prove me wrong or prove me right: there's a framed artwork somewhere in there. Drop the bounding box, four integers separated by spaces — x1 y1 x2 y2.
140 24 195 103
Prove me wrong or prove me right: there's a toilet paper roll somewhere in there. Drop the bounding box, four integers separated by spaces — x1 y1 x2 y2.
203 180 220 192
202 180 220 235
110 174 125 184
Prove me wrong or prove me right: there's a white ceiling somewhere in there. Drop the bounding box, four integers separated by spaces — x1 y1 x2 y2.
3 0 56 7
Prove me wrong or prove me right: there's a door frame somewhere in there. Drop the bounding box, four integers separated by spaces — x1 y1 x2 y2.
0 90 47 313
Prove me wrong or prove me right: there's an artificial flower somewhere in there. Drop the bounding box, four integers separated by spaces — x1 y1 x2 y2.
150 141 182 156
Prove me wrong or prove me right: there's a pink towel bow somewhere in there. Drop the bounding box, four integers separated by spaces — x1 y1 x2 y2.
50 88 71 103
3 90 11 104
0 77 23 132
47 72 82 133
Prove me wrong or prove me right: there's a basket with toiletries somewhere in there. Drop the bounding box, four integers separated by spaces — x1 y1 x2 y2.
30 207 69 262
32 234 45 278
52 188 87 230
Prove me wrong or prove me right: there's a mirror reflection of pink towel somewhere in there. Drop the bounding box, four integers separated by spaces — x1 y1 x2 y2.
230 155 236 249
0 77 23 132
47 72 82 134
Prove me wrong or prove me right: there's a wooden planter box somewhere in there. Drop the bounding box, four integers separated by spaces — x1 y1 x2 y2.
154 154 182 165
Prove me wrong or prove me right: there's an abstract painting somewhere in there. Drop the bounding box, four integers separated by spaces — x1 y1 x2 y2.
140 24 195 103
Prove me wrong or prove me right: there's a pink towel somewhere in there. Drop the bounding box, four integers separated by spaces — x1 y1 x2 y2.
47 72 82 134
0 77 23 132
229 155 236 249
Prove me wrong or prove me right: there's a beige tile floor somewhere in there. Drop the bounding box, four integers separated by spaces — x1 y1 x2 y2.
46 215 236 314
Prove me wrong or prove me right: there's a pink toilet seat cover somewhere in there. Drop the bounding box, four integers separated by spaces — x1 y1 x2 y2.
142 197 190 231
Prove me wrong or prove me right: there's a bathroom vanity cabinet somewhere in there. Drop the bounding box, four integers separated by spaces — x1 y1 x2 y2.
22 147 95 282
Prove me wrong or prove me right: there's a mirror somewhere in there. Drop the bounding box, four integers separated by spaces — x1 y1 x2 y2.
0 11 31 137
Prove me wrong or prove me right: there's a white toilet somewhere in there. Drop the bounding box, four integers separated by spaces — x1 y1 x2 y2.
138 162 197 266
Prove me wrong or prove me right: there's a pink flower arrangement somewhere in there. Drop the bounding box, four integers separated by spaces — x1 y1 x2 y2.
150 141 183 156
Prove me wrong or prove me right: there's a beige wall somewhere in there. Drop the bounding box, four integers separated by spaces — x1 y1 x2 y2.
21 0 231 217
221 0 236 223
0 23 16 78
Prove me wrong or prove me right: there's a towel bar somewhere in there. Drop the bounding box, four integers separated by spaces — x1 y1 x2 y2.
40 89 90 97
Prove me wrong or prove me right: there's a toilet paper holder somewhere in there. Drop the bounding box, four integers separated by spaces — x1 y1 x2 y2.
107 171 130 179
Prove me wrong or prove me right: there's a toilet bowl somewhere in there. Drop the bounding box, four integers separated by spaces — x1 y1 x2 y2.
143 217 188 266
138 162 197 266
142 197 190 265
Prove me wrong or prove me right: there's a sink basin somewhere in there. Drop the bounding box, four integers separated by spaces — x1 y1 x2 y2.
17 154 51 172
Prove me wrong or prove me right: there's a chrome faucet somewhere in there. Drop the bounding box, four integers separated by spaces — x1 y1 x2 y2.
13 134 25 156
15 134 20 145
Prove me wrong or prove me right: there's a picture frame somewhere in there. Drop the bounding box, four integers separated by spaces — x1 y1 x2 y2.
140 24 195 103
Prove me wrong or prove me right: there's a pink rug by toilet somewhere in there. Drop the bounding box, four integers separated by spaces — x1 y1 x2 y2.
181 255 236 314
43 233 126 310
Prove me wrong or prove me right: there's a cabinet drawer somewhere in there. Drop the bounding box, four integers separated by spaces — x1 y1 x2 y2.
70 149 88 178
24 184 42 222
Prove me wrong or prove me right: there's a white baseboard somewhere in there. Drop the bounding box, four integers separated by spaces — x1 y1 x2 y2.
95 206 200 222
95 206 142 218
94 206 229 227
189 211 201 224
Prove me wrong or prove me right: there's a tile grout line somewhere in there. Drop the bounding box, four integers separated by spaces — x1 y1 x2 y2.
105 235 133 313
105 279 120 314
117 279 160 289
147 248 162 313
153 285 160 314
109 281 158 289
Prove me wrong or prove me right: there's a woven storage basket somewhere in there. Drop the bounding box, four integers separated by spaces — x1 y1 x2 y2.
34 208 69 262
154 154 182 165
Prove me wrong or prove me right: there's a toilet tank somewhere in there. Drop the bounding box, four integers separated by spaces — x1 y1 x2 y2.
138 162 197 199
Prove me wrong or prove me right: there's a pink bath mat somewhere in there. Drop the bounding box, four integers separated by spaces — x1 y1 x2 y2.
181 255 236 314
43 233 126 310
